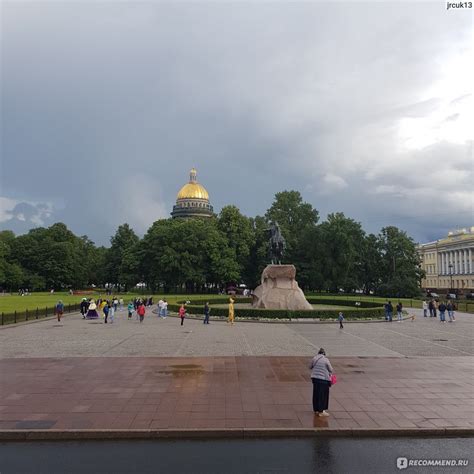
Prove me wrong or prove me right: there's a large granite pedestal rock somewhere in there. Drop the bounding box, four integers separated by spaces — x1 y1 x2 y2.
251 264 313 310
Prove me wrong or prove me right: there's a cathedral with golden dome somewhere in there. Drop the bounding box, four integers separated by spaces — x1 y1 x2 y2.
171 168 214 219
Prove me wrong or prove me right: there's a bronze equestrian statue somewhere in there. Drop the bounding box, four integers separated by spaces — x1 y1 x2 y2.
268 221 285 264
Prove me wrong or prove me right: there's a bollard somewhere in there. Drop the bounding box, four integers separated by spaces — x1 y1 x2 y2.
14 310 17 324
26 309 28 321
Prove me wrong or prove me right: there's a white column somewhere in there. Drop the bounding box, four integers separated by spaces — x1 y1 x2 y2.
442 252 446 275
469 248 472 274
454 250 459 274
463 249 467 274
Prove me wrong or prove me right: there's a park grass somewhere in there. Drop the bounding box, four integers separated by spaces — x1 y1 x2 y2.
1 291 473 316
0 292 225 314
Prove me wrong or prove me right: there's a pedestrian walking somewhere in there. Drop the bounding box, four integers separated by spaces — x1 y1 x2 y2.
179 304 186 326
103 302 110 324
109 304 115 324
80 298 89 319
309 348 334 417
127 301 134 319
86 300 99 320
55 300 64 323
438 301 447 323
422 300 428 317
385 301 393 322
428 300 434 317
162 300 168 318
396 302 403 322
433 300 438 319
203 302 210 324
113 297 119 312
228 297 235 325
99 299 107 315
137 302 146 323
338 312 344 329
119 298 124 311
158 299 164 318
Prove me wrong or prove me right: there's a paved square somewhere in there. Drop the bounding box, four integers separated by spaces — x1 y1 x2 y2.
0 356 473 431
1 309 473 435
0 308 473 358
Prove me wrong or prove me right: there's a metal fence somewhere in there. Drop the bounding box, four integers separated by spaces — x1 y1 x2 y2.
1 303 81 326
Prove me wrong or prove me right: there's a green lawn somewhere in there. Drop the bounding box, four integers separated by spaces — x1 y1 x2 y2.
1 291 473 316
0 292 225 314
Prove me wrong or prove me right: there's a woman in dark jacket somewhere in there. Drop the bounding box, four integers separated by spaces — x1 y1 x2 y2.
309 348 334 416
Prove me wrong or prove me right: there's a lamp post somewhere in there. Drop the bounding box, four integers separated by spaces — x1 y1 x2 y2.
448 263 453 292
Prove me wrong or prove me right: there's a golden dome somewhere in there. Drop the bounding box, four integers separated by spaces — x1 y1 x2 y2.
176 168 210 201
177 183 209 200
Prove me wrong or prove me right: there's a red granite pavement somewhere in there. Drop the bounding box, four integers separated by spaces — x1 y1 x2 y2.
0 356 473 435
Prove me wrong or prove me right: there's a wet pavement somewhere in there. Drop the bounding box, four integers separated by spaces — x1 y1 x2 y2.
0 437 472 473
1 356 473 432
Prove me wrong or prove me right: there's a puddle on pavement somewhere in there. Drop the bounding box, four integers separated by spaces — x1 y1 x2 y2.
157 364 205 377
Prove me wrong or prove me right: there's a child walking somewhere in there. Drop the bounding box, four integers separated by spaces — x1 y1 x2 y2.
179 304 186 326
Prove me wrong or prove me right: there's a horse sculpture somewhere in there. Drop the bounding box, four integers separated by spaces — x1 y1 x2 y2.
268 221 285 265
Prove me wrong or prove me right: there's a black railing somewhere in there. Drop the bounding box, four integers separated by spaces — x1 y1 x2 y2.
1 303 82 326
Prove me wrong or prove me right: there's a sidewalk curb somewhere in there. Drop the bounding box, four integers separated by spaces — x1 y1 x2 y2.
161 313 396 324
0 428 472 441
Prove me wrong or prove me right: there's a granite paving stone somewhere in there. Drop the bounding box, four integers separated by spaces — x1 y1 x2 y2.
0 356 473 432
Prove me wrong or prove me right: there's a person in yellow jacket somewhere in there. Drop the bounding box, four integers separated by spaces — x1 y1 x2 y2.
228 297 235 325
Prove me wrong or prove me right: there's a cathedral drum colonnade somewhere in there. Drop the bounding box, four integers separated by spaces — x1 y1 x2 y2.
418 227 474 292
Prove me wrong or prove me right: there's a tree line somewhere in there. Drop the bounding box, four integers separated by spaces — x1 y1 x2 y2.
0 191 424 297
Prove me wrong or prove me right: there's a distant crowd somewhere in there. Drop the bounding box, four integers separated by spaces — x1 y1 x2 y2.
383 299 457 323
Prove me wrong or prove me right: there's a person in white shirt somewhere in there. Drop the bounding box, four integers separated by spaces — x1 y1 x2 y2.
422 300 428 318
158 299 164 318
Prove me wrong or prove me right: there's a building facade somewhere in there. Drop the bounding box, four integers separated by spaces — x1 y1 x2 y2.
418 227 474 293
171 168 214 219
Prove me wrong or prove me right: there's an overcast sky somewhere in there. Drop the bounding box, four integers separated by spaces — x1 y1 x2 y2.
1 1 472 246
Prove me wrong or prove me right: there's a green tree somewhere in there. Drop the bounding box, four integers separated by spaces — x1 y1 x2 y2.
141 218 239 292
244 216 271 287
318 213 366 292
217 205 255 280
106 224 140 289
377 226 424 297
265 191 319 257
9 223 91 289
357 234 383 294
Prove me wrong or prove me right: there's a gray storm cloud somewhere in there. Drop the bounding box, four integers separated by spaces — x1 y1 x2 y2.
1 2 472 245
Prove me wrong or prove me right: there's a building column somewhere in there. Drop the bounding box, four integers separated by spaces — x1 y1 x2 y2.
463 249 467 275
442 252 447 275
454 250 459 274
469 248 472 274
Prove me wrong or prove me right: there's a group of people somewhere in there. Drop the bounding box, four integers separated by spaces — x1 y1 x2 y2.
383 301 405 322
54 294 339 418
422 299 456 322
